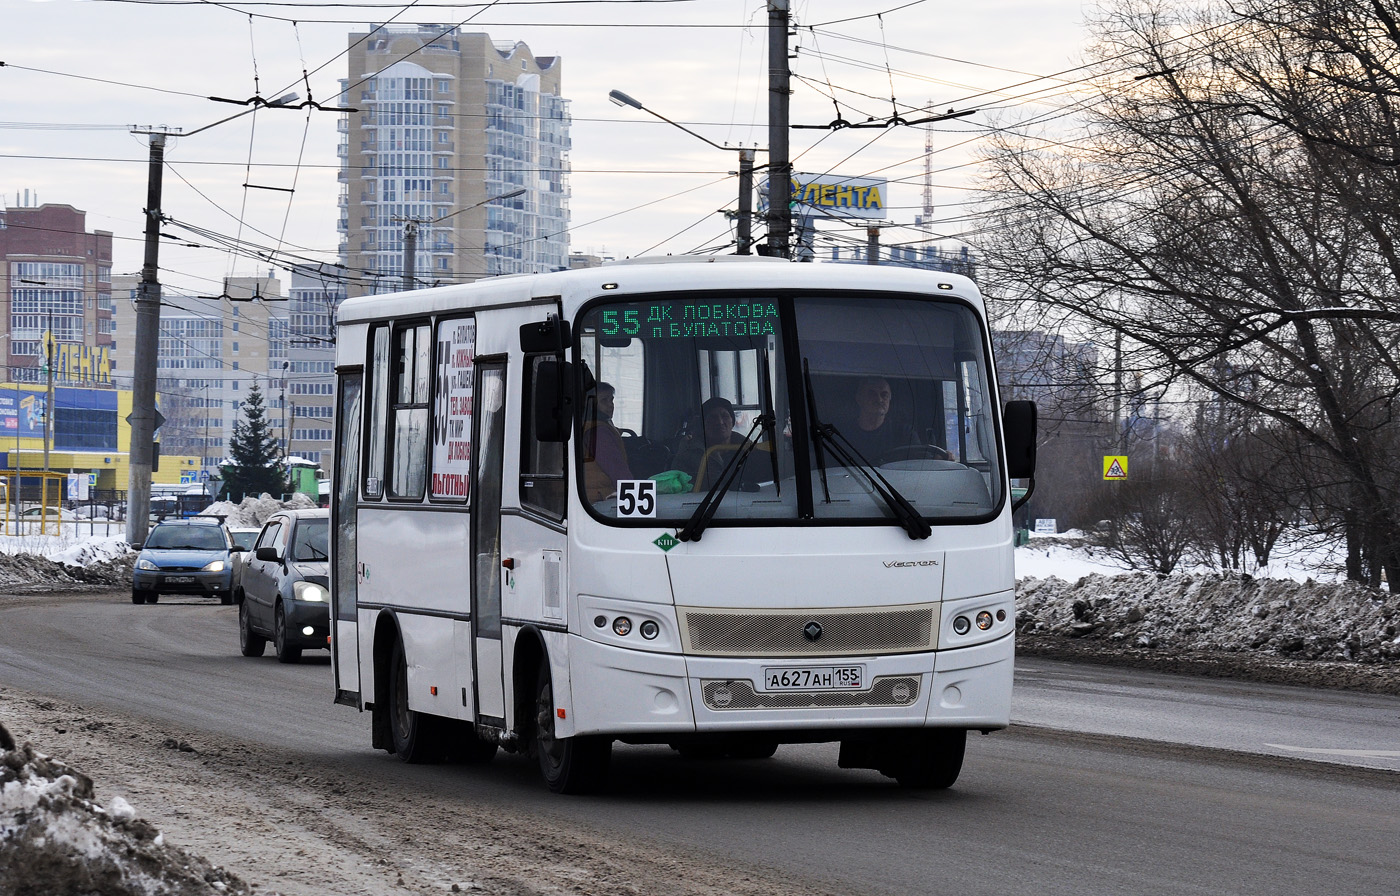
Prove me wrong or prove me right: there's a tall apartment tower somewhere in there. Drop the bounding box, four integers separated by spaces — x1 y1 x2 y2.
285 265 344 468
339 25 571 296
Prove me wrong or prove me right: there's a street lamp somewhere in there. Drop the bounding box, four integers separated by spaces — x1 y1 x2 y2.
609 90 762 255
280 360 289 458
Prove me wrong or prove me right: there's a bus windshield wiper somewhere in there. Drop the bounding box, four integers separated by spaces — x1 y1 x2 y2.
802 361 930 540
677 415 771 543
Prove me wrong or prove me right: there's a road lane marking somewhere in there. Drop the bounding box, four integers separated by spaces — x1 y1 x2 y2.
1265 743 1400 759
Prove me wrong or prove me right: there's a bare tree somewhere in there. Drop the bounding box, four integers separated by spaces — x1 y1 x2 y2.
979 0 1400 589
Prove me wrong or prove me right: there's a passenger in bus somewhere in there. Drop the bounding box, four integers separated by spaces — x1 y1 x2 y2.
673 396 758 489
582 382 632 501
838 376 952 463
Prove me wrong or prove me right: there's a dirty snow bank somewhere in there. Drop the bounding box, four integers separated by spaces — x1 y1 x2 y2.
0 722 258 896
1017 573 1400 664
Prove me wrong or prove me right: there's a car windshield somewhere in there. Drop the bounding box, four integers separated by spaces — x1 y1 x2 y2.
145 525 226 550
291 519 330 561
576 291 1001 530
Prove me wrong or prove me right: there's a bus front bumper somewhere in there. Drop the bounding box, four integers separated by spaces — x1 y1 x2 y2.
563 633 1013 739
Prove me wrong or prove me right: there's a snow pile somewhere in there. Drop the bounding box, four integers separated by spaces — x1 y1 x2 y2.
47 536 133 569
1016 572 1400 664
201 493 316 529
0 723 256 896
0 549 135 592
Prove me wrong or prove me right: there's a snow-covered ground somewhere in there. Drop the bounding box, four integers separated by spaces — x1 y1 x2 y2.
1014 529 1348 584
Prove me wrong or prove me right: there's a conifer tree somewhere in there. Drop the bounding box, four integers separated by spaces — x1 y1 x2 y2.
220 382 288 501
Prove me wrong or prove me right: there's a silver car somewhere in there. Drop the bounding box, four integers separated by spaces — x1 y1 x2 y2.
238 509 331 663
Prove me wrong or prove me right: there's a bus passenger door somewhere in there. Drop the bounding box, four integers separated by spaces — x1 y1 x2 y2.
331 370 363 706
472 361 508 721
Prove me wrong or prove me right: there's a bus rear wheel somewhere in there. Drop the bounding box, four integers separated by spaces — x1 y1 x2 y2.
533 657 610 794
387 638 444 763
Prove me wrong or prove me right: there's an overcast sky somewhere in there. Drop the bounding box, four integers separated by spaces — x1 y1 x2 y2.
2 0 1094 296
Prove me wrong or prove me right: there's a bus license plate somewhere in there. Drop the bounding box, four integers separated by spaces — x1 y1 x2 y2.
762 665 865 692
165 576 195 584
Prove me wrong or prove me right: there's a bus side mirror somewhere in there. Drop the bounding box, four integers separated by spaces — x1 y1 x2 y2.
520 316 570 354
1004 400 1037 479
534 359 575 443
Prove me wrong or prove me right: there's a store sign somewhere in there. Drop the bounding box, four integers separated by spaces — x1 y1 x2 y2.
56 344 112 385
760 172 889 220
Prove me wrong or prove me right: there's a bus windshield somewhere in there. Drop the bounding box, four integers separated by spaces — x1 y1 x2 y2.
576 291 1002 528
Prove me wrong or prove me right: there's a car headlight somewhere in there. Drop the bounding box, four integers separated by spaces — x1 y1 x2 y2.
201 559 227 573
293 581 328 602
137 558 159 570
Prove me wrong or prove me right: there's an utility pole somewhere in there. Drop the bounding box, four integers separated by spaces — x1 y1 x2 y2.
737 149 756 255
127 131 166 546
866 226 881 265
766 0 792 258
402 221 418 291
43 312 53 473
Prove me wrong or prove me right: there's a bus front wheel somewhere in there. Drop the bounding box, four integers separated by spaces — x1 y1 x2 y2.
533 657 610 794
888 729 966 789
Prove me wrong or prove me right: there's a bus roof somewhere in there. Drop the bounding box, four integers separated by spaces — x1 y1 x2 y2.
335 258 981 326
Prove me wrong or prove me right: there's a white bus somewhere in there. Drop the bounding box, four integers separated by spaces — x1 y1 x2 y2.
330 257 1037 793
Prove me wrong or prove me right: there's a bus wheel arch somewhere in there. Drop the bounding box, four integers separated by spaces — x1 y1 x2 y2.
530 652 611 794
370 612 402 752
510 627 547 750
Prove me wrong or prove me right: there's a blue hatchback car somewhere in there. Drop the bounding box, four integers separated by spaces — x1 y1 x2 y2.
132 517 245 605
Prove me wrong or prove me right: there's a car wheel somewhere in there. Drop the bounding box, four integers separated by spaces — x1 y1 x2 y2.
233 587 245 605
131 589 144 605
219 590 234 606
534 656 610 794
239 601 266 657
144 593 159 604
273 603 302 664
387 638 444 763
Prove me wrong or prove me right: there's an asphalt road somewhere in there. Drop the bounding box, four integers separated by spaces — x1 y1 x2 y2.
2 590 1397 896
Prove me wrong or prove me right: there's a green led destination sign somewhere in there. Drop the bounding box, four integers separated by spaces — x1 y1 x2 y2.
597 302 779 340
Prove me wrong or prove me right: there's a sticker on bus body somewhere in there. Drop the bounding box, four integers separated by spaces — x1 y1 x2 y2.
616 479 657 518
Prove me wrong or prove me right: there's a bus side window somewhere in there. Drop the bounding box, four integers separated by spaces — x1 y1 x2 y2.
363 325 389 499
388 323 431 499
521 354 567 519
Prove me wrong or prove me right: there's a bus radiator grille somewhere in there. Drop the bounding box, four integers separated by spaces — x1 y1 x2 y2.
678 605 937 657
701 677 921 710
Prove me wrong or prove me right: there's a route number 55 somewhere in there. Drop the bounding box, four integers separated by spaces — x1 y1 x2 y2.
616 480 657 518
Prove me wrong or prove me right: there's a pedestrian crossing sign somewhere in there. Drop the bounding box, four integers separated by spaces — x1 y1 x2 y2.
1103 455 1128 480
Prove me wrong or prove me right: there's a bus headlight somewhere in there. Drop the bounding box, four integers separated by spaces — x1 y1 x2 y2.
639 620 659 640
976 611 994 631
612 616 632 636
952 615 971 635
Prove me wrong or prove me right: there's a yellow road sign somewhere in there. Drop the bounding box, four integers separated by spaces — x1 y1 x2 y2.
1103 455 1128 480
